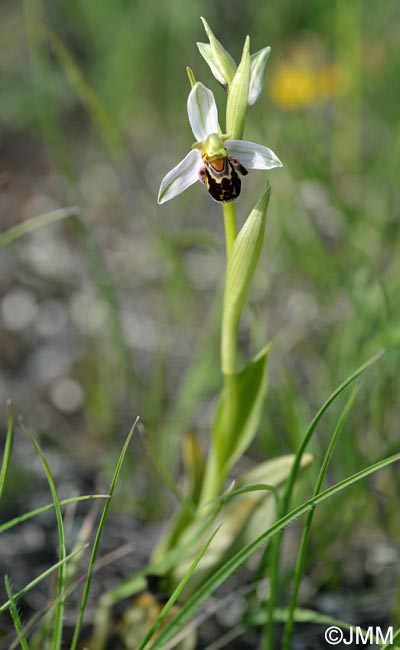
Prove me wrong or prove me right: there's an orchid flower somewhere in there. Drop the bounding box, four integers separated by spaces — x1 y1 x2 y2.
157 82 282 205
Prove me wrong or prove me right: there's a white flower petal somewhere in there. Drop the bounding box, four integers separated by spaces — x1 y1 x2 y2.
187 82 219 142
158 149 203 204
226 139 282 170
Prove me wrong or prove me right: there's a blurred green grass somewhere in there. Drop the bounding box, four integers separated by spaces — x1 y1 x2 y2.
1 0 399 624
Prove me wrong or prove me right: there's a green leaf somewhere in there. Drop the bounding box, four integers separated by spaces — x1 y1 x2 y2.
221 184 271 374
214 345 270 471
226 35 250 139
236 454 313 545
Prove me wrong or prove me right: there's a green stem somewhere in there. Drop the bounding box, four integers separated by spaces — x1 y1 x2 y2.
199 202 238 504
223 202 238 262
221 201 239 376
219 202 239 489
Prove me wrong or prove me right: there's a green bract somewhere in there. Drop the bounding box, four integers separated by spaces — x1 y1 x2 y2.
197 17 236 87
226 36 251 140
197 18 272 106
222 183 271 374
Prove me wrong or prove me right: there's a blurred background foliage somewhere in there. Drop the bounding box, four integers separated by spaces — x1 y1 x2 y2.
0 0 400 633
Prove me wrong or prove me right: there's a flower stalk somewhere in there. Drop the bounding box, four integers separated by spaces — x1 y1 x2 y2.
222 202 237 262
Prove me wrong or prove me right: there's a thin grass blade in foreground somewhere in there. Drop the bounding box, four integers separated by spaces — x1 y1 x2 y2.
264 349 384 650
93 502 223 649
0 207 78 249
0 546 87 615
146 451 400 649
46 28 123 156
19 416 66 650
137 525 221 650
0 494 109 534
69 417 139 650
282 381 361 650
7 544 133 650
4 575 30 650
0 400 14 500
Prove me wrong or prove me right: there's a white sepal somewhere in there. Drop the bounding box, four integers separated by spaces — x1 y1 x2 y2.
226 139 282 170
158 149 203 204
187 82 219 142
248 46 271 105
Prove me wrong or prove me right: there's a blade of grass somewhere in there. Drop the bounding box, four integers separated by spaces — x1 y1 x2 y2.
23 0 139 410
105 499 222 604
0 495 109 534
203 483 280 508
46 28 123 156
0 207 78 249
0 400 14 499
282 381 361 650
0 546 87 615
162 580 260 650
8 543 133 650
23 0 74 177
4 576 31 650
93 501 223 649
146 451 400 649
264 349 383 650
137 525 221 650
69 418 138 650
18 416 67 650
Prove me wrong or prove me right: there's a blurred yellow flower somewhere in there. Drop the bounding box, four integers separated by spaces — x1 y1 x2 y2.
271 63 347 110
269 36 349 110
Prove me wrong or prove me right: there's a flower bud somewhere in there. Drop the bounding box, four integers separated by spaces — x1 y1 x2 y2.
197 17 237 87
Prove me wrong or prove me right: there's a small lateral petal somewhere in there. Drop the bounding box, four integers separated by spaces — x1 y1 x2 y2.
157 150 203 204
226 140 282 170
187 82 219 142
